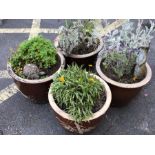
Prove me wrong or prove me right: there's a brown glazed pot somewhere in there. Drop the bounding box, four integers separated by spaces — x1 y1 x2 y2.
48 74 112 134
7 51 65 101
55 37 103 69
96 57 152 106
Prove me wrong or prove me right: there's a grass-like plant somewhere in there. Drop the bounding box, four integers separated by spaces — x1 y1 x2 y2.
50 64 104 123
10 35 57 76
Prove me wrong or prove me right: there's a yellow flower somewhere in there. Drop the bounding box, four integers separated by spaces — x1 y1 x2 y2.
89 77 95 83
132 76 137 81
58 76 65 83
88 64 93 67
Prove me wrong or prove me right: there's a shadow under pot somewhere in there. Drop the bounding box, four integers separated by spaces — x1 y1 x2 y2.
7 51 65 102
96 57 152 107
55 37 103 69
48 74 112 134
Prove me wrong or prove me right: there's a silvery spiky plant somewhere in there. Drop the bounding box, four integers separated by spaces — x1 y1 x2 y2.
58 19 103 55
99 20 155 82
100 20 155 54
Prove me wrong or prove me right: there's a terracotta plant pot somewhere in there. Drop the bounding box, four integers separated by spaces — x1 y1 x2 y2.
7 51 65 101
96 57 152 106
55 37 103 69
48 74 112 134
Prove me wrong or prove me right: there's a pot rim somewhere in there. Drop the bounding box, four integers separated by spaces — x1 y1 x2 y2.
7 51 65 84
54 36 103 59
48 74 112 122
96 57 152 89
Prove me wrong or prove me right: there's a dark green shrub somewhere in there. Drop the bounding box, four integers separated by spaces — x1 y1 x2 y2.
102 51 137 81
10 35 57 76
50 65 104 123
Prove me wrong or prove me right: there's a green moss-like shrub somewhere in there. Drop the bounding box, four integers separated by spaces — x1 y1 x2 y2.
10 35 57 76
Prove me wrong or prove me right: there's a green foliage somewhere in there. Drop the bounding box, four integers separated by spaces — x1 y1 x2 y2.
58 20 99 55
102 51 136 80
51 64 104 123
10 35 57 74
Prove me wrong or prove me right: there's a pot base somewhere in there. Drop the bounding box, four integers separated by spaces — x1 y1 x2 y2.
55 114 98 134
110 85 142 107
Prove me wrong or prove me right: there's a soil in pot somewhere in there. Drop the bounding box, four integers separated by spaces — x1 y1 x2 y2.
71 38 100 55
92 91 106 113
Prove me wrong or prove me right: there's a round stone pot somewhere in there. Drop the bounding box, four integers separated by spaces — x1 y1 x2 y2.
55 37 103 69
7 51 65 102
48 74 112 134
96 57 152 106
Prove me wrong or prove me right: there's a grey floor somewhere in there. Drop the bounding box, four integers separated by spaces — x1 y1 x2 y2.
0 19 155 135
